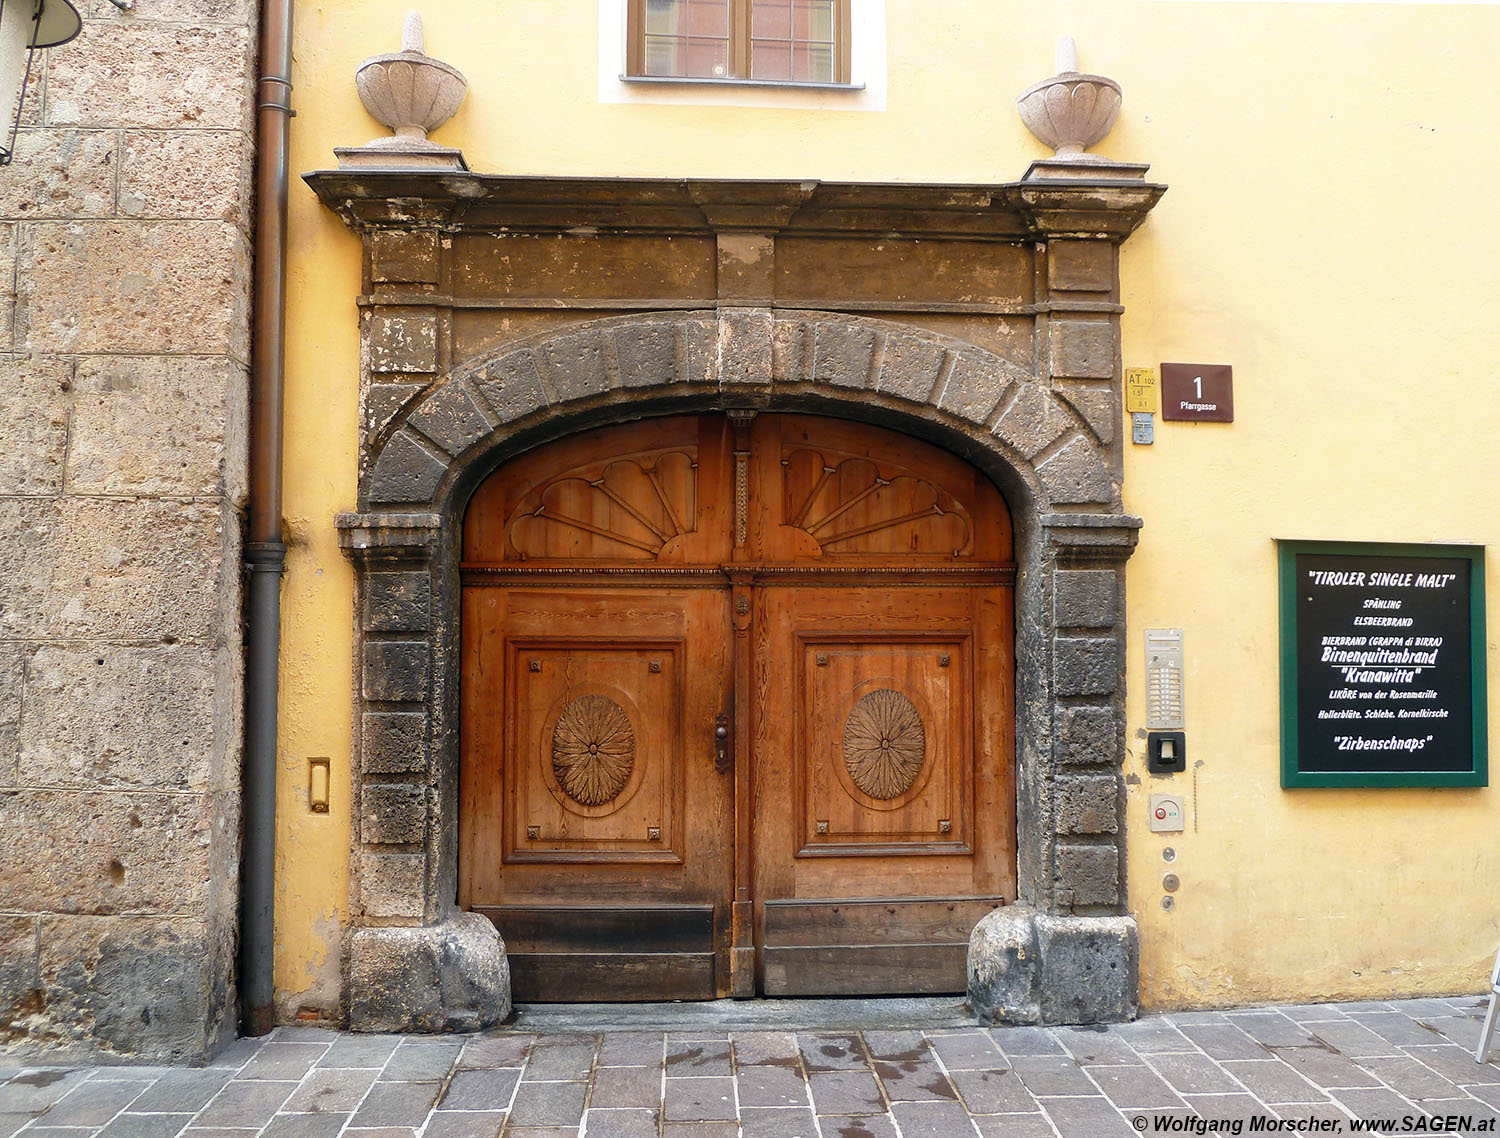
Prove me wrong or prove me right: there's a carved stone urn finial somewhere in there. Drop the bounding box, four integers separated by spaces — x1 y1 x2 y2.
339 12 468 169
1017 35 1122 163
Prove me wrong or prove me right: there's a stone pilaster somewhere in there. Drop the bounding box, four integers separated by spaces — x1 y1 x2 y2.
339 513 441 926
337 510 510 1032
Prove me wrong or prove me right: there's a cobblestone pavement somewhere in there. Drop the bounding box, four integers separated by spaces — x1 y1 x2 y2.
4 997 1500 1137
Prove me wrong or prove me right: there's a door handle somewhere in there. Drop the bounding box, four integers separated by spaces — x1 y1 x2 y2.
714 713 731 774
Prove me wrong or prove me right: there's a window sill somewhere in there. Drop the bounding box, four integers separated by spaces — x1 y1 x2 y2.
620 74 866 92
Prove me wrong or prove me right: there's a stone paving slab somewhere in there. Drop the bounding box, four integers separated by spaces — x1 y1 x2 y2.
3 998 1500 1137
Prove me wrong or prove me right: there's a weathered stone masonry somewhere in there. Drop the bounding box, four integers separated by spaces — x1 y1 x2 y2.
307 171 1163 1028
0 4 254 1061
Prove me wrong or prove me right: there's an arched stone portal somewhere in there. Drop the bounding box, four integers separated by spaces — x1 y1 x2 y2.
310 170 1164 1030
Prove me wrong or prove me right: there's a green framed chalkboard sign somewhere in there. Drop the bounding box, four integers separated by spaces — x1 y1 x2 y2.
1278 540 1487 788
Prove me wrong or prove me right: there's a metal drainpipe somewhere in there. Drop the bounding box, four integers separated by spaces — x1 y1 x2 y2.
241 0 293 1038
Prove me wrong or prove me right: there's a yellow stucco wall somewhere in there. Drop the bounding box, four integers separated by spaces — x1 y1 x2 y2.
277 0 1500 1015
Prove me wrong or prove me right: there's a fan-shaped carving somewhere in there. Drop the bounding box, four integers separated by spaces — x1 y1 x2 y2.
782 449 971 556
551 695 635 806
843 689 927 800
509 450 697 560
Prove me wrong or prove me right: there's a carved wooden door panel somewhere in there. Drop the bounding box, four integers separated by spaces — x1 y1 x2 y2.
459 412 1015 1000
747 415 1016 995
462 587 732 999
460 417 735 1000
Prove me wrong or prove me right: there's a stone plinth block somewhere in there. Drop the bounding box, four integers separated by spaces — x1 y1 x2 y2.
1054 703 1120 766
120 130 252 223
0 357 70 495
368 311 438 375
0 498 228 640
22 221 249 357
359 851 426 919
372 231 441 285
1054 637 1119 697
29 915 232 1064
1048 240 1113 293
1054 569 1118 629
46 25 254 131
347 912 511 1034
0 790 213 916
0 130 116 219
336 143 467 171
20 643 216 790
1055 772 1119 835
360 783 426 846
69 356 243 498
362 711 427 775
1049 320 1114 381
968 905 1137 1026
1056 842 1121 906
363 571 432 633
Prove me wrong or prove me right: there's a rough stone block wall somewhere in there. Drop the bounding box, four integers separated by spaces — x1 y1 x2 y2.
0 0 253 1062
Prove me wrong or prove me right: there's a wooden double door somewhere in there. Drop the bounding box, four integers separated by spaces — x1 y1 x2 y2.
460 414 1016 1000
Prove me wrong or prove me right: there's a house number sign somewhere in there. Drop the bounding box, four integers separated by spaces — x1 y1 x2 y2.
1278 540 1487 788
1160 363 1233 422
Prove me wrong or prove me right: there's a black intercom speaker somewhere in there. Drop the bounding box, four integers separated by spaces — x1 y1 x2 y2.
1147 731 1186 773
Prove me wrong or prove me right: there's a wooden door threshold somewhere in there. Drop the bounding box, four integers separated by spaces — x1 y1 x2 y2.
505 996 975 1033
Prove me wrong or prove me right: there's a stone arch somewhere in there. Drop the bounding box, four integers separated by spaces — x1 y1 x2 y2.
360 310 1118 519
338 309 1140 1032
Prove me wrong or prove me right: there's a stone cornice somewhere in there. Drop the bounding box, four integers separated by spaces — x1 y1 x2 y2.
1042 512 1144 564
337 511 443 564
302 171 1166 243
